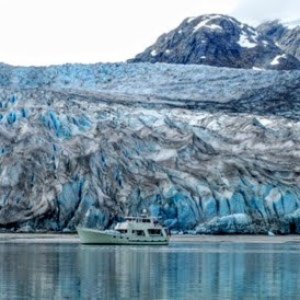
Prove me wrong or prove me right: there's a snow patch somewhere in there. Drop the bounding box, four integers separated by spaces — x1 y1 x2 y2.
210 24 223 31
238 32 257 48
193 16 223 33
270 54 286 66
262 40 269 46
193 19 209 32
150 50 158 57
248 27 258 36
187 17 196 23
165 49 171 55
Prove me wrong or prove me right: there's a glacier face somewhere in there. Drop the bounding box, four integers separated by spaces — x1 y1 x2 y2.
0 63 300 233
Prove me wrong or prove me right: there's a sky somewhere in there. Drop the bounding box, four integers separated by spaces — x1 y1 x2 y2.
0 0 298 66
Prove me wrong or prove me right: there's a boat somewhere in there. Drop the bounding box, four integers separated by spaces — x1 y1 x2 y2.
77 217 170 245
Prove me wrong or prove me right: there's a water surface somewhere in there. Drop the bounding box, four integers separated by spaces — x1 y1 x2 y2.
0 242 300 299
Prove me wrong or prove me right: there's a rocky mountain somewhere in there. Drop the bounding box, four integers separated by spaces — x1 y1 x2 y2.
257 20 300 61
130 14 300 70
257 20 288 42
0 63 300 233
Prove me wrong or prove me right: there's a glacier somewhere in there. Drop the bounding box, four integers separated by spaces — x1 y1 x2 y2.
0 62 300 233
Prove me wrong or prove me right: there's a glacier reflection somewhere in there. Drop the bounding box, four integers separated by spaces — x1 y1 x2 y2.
0 242 300 299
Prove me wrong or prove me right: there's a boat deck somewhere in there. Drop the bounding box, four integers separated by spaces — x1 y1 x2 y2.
1 234 300 244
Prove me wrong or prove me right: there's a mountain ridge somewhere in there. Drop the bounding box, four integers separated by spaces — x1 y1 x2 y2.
130 14 300 70
257 20 300 61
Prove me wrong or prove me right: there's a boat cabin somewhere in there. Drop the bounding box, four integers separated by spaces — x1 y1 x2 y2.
114 217 165 238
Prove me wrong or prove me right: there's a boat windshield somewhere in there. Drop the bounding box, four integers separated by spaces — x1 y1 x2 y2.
132 230 146 236
140 218 151 223
148 229 162 236
125 217 151 223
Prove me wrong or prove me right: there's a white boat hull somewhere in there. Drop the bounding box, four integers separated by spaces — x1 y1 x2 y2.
77 228 169 245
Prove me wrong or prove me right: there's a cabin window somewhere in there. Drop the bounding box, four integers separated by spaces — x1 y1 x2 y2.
148 229 162 236
132 230 146 236
141 219 151 223
117 229 127 234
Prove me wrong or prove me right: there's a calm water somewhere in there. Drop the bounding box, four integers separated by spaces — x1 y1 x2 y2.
0 242 300 299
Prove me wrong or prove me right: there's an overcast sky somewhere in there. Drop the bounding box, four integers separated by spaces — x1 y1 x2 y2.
0 0 298 66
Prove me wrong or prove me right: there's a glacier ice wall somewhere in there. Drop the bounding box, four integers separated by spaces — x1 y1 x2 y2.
0 63 300 233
